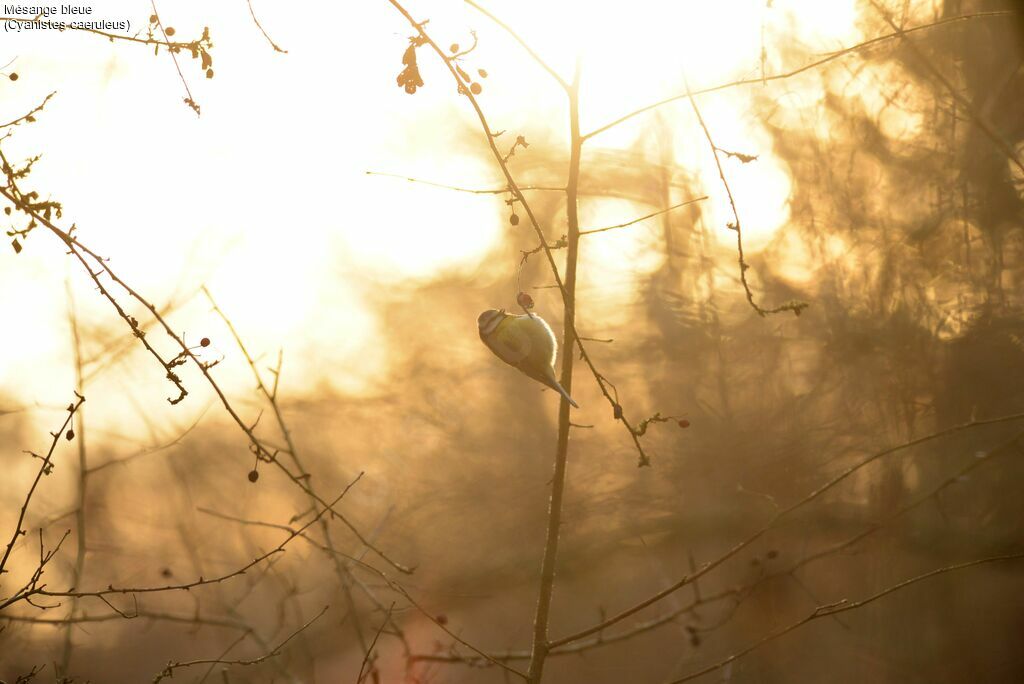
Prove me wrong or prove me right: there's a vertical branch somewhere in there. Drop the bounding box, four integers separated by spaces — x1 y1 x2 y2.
526 59 582 684
59 282 88 675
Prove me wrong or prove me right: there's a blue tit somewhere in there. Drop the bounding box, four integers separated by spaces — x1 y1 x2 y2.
477 309 579 408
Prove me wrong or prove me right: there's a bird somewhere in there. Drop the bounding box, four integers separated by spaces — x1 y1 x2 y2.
477 309 579 408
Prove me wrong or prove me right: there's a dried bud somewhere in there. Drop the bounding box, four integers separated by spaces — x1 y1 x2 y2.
449 43 459 53
66 429 74 441
678 419 690 428
247 469 259 483
478 68 488 78
613 404 623 420
435 614 448 625
149 14 157 23
517 291 534 309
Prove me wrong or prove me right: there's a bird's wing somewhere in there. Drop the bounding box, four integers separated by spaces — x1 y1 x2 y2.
528 314 558 368
486 318 533 365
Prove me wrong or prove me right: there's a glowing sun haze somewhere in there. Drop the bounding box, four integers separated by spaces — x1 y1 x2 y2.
0 0 868 438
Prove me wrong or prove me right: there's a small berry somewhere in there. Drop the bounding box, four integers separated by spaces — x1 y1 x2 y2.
436 614 448 625
66 429 74 441
509 214 520 226
149 14 158 23
9 73 18 82
516 291 534 309
678 419 690 428
165 26 176 37
200 337 211 347
247 469 259 482
449 43 459 53
478 68 488 78
469 82 482 95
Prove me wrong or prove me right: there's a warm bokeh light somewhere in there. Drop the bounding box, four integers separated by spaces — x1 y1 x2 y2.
0 0 888 423
6 3 1020 682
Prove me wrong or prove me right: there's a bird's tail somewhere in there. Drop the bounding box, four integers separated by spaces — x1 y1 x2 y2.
550 378 580 409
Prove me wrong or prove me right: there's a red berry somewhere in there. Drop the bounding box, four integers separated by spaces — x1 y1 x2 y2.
247 469 259 482
678 419 690 428
516 291 534 309
66 429 75 441
200 337 211 347
509 214 520 226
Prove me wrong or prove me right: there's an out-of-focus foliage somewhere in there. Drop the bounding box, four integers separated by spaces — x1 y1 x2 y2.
2 1 1023 683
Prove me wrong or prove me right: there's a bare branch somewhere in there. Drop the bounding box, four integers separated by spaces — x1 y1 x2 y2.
152 605 328 682
683 78 807 317
550 413 1024 648
579 196 708 237
665 553 1024 683
582 11 1014 141
463 0 568 90
245 0 287 53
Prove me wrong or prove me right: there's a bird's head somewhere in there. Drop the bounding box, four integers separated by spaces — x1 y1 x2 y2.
477 309 507 337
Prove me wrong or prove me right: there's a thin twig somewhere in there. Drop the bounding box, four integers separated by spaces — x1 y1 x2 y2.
0 394 83 580
579 196 708 236
581 11 1013 141
549 410 1024 648
365 170 563 194
665 553 1024 683
684 77 807 317
356 602 394 683
152 605 329 682
463 0 569 90
34 475 362 604
245 0 287 53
